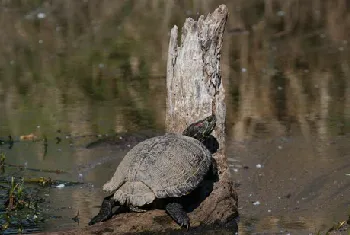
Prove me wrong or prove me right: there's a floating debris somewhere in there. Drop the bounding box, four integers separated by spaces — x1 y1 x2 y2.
20 133 38 141
256 164 262 168
3 162 68 174
228 158 240 162
253 201 260 206
23 177 83 187
326 219 349 233
56 136 62 144
36 12 46 19
0 136 14 149
72 211 80 224
0 153 5 172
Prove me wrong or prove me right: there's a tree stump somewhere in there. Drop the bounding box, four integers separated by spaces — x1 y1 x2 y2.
38 5 237 235
165 4 238 225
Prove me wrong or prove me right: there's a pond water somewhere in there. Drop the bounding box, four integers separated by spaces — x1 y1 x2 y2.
1 1 350 234
1 98 349 234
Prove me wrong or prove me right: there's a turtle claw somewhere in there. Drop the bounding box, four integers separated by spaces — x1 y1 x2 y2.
182 221 190 230
88 214 108 225
165 202 190 229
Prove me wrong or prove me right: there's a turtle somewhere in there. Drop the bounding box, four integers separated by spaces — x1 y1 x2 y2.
88 114 218 228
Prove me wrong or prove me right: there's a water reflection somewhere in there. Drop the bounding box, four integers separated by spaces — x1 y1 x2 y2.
0 0 350 234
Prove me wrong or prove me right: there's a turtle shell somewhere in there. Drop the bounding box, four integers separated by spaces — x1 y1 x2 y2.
103 133 212 207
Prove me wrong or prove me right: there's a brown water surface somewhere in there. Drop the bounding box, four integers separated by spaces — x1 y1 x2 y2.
1 103 349 234
229 134 350 234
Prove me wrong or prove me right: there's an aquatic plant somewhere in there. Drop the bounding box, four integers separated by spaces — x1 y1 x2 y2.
1 176 44 233
0 153 5 174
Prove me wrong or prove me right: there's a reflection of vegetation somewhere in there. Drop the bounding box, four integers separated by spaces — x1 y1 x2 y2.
0 152 68 175
0 0 349 138
224 0 350 139
0 0 164 135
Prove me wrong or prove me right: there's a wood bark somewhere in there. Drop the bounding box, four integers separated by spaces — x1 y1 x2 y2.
165 3 238 226
38 5 237 235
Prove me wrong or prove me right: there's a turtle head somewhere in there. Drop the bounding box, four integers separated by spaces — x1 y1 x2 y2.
182 115 216 142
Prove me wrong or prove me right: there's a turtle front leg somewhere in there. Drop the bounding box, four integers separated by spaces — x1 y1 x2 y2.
165 202 190 229
89 194 120 225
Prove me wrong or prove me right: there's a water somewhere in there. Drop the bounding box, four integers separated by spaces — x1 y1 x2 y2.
1 1 350 234
1 101 349 234
229 135 350 234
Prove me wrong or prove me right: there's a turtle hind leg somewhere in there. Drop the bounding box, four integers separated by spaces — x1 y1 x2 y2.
165 202 190 229
89 194 121 225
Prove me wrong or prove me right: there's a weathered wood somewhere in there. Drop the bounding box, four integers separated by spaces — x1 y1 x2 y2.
166 4 238 225
37 5 237 235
